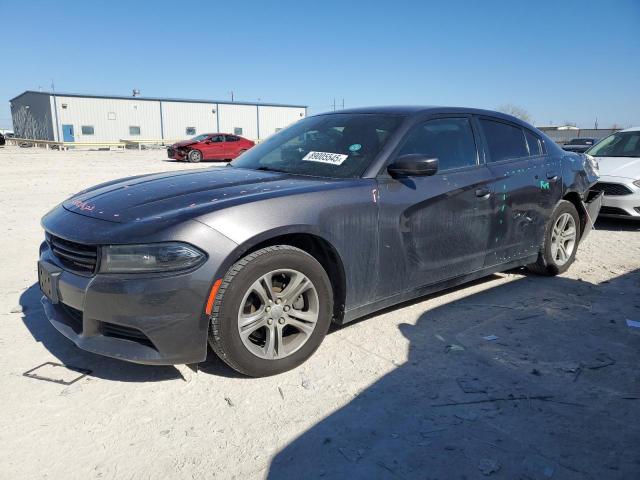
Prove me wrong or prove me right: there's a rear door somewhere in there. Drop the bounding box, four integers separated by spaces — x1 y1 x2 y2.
376 116 494 295
202 134 226 159
477 117 561 267
224 135 242 158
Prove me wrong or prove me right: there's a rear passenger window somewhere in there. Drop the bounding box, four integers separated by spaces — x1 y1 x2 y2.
480 119 528 162
524 130 542 156
398 118 478 171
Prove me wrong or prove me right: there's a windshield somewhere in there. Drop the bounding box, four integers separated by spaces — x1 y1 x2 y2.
587 131 640 157
230 113 405 178
191 134 210 142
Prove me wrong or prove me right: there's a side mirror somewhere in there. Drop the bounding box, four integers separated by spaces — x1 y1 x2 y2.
387 154 438 177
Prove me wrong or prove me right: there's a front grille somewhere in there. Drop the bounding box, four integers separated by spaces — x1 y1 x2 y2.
167 147 175 157
101 322 156 349
593 182 632 196
600 206 630 216
47 234 98 274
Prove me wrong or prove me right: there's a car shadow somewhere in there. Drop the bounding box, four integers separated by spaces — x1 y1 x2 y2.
268 270 640 479
595 217 640 232
19 283 244 382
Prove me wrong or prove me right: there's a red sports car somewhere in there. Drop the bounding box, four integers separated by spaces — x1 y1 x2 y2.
167 133 255 162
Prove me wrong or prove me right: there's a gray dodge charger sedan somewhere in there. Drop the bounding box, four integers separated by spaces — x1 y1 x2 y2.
39 107 602 376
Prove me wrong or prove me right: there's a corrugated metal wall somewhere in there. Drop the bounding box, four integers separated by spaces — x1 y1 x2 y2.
10 91 306 143
218 103 258 139
54 96 162 142
161 101 218 141
258 106 306 139
10 92 55 140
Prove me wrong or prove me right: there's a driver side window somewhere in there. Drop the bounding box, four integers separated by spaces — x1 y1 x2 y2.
399 118 478 171
211 135 224 142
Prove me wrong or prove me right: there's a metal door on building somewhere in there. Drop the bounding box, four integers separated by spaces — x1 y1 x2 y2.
62 125 74 142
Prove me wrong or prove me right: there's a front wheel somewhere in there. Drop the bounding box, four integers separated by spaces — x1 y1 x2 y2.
187 149 202 163
208 246 333 377
527 200 580 276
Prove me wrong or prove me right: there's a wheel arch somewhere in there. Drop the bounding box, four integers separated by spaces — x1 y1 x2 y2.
218 228 347 323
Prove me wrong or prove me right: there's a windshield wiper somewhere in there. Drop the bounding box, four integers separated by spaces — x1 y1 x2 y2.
253 166 287 173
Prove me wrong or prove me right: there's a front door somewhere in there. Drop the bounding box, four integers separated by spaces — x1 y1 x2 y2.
202 134 225 159
62 124 74 142
376 116 493 295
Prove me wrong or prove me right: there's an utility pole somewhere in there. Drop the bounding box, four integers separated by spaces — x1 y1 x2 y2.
229 91 234 102
594 117 598 129
332 98 336 111
341 98 344 109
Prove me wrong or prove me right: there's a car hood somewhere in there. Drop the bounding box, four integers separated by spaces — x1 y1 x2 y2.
595 156 640 179
171 140 198 148
62 167 347 223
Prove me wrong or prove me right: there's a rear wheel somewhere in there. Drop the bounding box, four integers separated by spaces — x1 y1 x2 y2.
527 200 580 276
208 246 333 377
187 149 202 163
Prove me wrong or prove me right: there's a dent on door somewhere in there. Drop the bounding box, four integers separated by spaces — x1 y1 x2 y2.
377 166 493 294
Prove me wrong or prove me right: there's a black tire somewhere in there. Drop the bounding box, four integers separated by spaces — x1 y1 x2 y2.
527 200 581 276
187 149 202 163
208 245 333 377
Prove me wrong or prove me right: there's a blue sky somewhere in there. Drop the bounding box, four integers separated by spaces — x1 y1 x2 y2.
1 0 638 129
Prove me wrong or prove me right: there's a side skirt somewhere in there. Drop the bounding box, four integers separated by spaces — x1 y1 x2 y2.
339 255 538 325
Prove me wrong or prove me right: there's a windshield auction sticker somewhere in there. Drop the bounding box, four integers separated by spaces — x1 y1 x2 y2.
302 151 348 165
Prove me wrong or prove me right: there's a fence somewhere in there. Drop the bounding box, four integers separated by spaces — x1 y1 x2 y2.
539 128 621 144
3 137 180 150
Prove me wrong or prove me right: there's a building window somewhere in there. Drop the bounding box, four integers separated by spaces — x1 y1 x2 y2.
186 127 196 136
81 126 95 135
129 126 141 136
234 127 243 135
61 104 68 109
107 112 116 120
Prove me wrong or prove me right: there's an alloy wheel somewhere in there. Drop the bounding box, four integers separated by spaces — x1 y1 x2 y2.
237 269 319 359
550 212 577 266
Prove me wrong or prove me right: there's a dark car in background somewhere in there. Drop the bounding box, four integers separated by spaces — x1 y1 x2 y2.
167 133 255 162
39 107 601 377
0 133 5 146
562 137 598 153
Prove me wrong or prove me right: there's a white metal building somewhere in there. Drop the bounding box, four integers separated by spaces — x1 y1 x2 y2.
9 91 307 143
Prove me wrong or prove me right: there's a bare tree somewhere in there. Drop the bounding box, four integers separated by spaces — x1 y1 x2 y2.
11 106 48 140
497 104 532 123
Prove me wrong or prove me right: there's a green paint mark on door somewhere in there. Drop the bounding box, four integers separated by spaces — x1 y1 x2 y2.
540 180 550 190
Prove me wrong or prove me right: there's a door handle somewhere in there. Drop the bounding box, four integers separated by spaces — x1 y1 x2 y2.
475 188 491 198
546 172 559 181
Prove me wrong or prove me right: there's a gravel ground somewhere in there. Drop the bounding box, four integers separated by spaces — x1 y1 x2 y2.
0 146 639 479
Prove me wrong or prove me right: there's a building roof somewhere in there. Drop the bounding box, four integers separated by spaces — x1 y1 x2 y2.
9 90 307 109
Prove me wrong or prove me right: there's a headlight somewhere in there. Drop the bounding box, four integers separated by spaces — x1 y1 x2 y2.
100 242 206 273
633 179 640 188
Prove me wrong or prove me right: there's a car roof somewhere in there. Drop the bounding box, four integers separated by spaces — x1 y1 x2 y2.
314 105 536 127
621 126 640 132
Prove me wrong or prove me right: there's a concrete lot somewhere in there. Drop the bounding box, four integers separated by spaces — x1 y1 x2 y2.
0 145 639 479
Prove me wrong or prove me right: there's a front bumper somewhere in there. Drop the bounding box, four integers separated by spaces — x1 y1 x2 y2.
37 214 239 365
167 147 187 160
596 177 640 219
